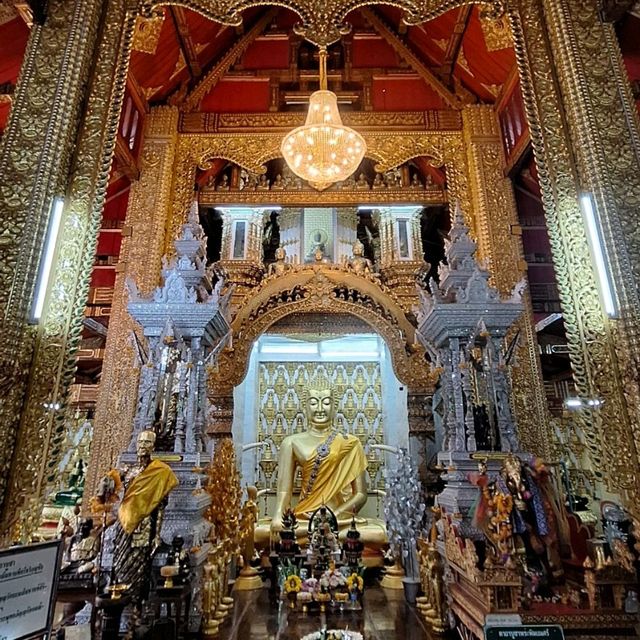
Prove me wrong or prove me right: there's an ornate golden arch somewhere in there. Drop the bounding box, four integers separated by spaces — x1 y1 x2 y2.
208 265 437 395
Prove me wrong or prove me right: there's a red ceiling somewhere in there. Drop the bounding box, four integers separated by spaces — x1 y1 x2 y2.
618 14 640 112
372 76 446 110
0 17 29 84
0 16 29 131
129 7 237 103
200 78 271 111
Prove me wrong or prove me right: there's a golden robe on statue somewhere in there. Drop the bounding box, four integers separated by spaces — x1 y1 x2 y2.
294 433 367 517
118 459 178 534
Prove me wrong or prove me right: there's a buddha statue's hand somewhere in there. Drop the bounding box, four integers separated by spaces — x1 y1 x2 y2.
270 515 284 543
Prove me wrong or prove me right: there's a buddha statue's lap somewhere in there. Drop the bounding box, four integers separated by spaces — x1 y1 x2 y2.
254 374 386 551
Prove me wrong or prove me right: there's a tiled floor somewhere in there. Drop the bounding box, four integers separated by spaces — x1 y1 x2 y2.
216 586 440 640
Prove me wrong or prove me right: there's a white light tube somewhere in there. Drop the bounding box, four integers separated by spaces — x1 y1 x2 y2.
580 194 618 318
321 350 380 358
30 197 64 323
260 343 318 355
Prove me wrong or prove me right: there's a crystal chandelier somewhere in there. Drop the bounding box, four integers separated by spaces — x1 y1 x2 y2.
281 47 366 191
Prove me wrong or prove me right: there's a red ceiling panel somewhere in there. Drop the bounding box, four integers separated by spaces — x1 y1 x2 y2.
129 7 236 102
352 35 399 68
242 37 290 69
200 78 270 112
0 17 29 84
459 8 515 99
619 15 640 112
372 76 445 110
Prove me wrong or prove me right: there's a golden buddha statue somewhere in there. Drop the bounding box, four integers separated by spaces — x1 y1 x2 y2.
256 374 386 551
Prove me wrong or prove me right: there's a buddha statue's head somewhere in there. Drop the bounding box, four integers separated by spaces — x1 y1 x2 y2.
353 241 364 257
305 373 336 431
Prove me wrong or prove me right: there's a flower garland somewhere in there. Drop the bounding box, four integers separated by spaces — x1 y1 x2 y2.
284 574 302 593
346 573 363 592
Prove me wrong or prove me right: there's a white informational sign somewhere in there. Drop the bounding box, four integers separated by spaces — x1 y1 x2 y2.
0 540 62 640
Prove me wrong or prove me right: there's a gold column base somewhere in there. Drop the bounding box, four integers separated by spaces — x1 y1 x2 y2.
380 560 404 590
234 567 263 591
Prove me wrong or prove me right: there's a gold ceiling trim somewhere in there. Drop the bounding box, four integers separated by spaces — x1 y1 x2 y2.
180 110 463 134
198 187 446 207
140 1 506 47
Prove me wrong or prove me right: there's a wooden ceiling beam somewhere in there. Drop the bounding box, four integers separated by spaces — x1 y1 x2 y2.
360 8 463 110
169 6 202 80
126 73 149 114
440 5 472 84
182 8 279 112
114 135 140 182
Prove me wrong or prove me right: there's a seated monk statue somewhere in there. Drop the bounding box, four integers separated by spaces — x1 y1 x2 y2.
256 374 386 551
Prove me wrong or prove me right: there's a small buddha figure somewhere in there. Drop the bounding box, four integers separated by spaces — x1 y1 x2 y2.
355 173 370 190
384 170 399 189
268 246 291 278
216 174 230 191
257 174 270 191
54 458 87 506
271 174 285 190
410 174 423 190
244 173 258 191
260 373 385 549
341 174 357 190
63 518 100 574
345 241 375 278
372 173 385 190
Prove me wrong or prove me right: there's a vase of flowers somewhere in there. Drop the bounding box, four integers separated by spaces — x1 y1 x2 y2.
383 448 426 604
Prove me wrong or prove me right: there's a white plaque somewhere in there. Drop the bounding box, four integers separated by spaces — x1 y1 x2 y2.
0 540 62 640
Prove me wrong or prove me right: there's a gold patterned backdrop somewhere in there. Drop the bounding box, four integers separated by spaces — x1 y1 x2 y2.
255 362 386 495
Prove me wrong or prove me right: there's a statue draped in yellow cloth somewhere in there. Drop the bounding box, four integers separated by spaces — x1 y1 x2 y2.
261 373 385 550
104 430 178 600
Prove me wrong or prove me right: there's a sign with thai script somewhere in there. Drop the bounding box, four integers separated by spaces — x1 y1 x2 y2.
0 540 62 640
485 626 565 640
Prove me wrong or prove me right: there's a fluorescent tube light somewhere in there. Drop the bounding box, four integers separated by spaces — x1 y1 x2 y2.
260 343 318 355
579 193 617 318
30 197 64 323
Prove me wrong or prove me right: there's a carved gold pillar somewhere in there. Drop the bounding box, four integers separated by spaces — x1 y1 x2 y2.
461 105 550 457
0 0 135 539
87 107 180 497
511 0 640 510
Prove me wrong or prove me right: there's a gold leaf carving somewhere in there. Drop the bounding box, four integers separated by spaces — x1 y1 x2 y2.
132 13 165 55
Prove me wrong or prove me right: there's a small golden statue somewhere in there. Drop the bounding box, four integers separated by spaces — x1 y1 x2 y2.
267 246 291 278
345 241 376 278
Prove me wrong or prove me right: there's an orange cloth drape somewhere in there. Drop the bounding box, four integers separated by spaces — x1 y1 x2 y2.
118 459 179 534
294 433 366 516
